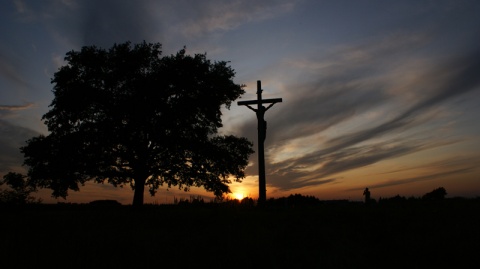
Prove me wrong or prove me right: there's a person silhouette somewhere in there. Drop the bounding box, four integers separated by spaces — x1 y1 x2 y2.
363 188 371 204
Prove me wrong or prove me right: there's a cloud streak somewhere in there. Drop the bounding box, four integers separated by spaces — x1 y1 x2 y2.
80 0 160 47
173 0 297 37
0 103 34 111
348 166 477 192
0 51 32 90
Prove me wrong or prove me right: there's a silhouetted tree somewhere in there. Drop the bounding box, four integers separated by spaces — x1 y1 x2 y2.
422 187 447 200
21 41 254 206
0 172 41 205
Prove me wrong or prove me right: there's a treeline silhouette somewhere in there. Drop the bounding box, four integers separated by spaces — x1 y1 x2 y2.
166 186 474 208
2 180 477 208
2 190 479 268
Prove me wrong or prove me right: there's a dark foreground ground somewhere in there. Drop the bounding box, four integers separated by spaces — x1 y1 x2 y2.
1 199 479 269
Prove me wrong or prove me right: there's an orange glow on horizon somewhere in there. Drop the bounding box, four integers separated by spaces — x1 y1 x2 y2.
231 192 244 200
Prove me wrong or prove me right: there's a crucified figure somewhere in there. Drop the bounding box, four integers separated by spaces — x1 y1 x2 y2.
237 80 283 206
245 103 275 143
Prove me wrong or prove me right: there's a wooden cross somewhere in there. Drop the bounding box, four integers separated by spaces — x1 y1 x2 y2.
238 80 282 206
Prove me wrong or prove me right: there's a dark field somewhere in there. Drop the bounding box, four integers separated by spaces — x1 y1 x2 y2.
1 199 479 268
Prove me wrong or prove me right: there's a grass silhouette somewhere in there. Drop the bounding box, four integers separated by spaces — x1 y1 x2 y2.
1 197 479 268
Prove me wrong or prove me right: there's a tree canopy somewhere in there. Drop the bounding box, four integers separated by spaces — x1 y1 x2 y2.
422 187 447 200
21 41 254 206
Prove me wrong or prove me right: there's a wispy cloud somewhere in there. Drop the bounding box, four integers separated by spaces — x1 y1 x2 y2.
266 135 460 191
175 0 297 37
0 103 35 111
13 0 26 13
79 0 160 47
348 166 477 192
315 47 480 152
0 51 31 89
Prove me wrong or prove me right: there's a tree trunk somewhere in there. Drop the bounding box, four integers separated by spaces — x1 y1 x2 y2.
132 177 146 207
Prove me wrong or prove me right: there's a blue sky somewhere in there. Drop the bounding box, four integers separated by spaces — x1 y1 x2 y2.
1 0 479 204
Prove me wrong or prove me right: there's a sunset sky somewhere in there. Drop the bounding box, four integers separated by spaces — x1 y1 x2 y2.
1 0 479 204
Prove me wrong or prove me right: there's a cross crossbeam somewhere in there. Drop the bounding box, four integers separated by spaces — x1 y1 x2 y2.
237 80 282 206
237 98 283 106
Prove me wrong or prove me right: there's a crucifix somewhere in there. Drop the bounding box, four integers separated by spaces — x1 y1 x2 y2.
238 80 282 206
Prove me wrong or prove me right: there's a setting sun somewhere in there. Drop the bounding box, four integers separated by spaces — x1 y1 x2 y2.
232 193 244 200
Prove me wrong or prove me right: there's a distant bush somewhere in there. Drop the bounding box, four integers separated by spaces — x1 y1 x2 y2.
88 199 122 206
267 193 322 207
379 195 407 204
422 187 447 200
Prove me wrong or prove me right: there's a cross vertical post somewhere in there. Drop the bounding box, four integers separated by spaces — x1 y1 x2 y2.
238 80 282 206
256 80 266 205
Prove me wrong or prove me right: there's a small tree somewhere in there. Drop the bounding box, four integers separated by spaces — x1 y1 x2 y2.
422 187 447 200
0 172 41 205
21 41 254 206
